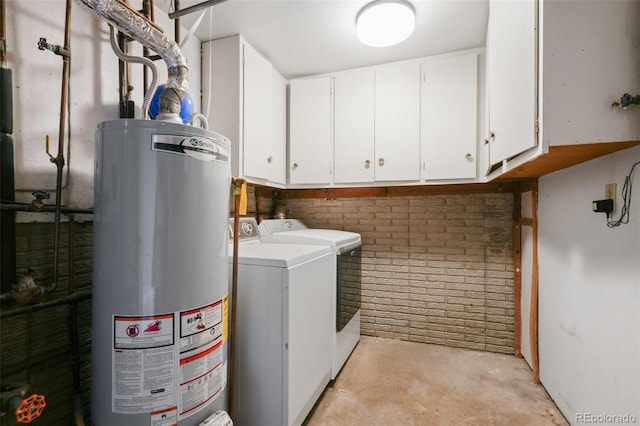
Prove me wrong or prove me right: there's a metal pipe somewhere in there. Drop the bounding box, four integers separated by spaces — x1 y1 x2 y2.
168 0 228 19
64 213 86 425
0 202 93 214
228 177 245 418
142 0 154 97
50 0 72 296
174 0 180 45
109 26 158 118
0 289 91 319
0 0 6 66
76 0 189 119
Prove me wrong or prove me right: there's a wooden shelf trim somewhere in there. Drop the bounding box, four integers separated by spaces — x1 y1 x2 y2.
497 141 640 180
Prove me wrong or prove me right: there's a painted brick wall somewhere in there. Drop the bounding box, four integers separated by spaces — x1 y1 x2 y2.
282 193 515 354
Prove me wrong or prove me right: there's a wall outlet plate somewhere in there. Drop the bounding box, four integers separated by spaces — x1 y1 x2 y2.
605 183 617 211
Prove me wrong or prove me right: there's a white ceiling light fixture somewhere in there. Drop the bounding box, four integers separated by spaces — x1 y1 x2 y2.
356 0 415 48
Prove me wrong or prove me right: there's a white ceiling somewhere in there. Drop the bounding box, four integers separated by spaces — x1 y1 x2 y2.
157 0 489 79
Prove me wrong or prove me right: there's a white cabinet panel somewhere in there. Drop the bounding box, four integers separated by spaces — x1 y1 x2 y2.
487 0 537 165
271 70 287 184
202 35 286 185
289 78 332 184
243 42 274 181
334 70 375 183
374 63 421 181
421 54 478 180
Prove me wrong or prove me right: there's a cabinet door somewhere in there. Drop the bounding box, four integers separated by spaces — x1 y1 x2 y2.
270 69 287 184
334 70 375 183
374 63 421 181
421 54 478 180
243 42 273 180
289 78 332 184
487 0 537 165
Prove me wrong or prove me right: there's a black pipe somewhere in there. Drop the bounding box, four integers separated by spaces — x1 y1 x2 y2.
1 0 15 293
0 202 93 214
0 289 91 319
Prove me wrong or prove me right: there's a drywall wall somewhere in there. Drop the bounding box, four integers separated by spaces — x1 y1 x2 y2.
538 146 640 422
5 0 202 216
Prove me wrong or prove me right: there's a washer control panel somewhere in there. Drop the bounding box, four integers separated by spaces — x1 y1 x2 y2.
229 217 261 241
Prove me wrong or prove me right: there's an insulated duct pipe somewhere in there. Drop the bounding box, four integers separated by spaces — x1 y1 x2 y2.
75 0 188 120
0 0 16 294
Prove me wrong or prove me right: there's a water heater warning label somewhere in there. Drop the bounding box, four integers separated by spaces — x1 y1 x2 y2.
112 314 176 414
111 297 227 419
178 301 226 420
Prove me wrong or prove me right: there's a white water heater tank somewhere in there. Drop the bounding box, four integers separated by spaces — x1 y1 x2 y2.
92 119 231 425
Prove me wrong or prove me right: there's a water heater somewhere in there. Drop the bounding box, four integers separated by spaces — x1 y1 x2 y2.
92 119 231 425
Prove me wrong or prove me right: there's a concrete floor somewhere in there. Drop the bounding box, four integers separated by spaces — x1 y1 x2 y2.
306 336 568 426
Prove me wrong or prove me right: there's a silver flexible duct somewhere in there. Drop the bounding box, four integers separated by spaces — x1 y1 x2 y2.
76 0 188 119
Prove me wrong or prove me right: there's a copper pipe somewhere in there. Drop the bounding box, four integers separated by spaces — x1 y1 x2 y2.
228 177 245 418
51 0 72 293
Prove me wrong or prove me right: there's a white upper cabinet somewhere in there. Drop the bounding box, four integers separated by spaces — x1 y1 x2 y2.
542 0 640 146
421 53 478 180
333 69 375 184
271 70 287 184
289 77 333 184
486 0 537 166
374 62 421 181
202 35 286 185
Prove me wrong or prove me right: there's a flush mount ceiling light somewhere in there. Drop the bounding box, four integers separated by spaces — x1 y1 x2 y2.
356 0 415 48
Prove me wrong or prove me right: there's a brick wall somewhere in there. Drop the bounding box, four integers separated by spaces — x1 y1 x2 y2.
282 193 515 354
2 221 92 425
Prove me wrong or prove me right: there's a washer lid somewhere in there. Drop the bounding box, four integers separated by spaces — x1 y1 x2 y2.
234 242 331 268
260 229 361 249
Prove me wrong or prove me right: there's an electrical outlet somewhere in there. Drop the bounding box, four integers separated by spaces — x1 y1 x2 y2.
605 183 617 210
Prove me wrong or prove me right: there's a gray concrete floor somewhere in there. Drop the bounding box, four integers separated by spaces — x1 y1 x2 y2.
306 336 568 426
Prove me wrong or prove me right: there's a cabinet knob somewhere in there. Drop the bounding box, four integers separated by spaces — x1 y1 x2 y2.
378 158 385 166
489 131 495 141
465 153 473 161
292 162 298 170
267 156 273 164
365 160 371 169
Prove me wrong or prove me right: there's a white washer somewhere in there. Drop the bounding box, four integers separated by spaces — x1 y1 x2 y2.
259 219 361 380
229 219 333 426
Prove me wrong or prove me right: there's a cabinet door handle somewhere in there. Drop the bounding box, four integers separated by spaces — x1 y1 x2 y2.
489 131 495 141
378 158 385 166
292 162 298 170
365 159 371 169
465 153 473 161
267 156 273 164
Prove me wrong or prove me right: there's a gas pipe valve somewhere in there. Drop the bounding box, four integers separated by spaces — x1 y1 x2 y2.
14 394 46 424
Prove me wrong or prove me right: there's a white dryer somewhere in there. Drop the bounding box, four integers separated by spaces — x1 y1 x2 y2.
229 218 333 426
259 219 361 380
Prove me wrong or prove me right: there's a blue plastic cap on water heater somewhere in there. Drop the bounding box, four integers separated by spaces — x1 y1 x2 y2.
148 84 194 123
